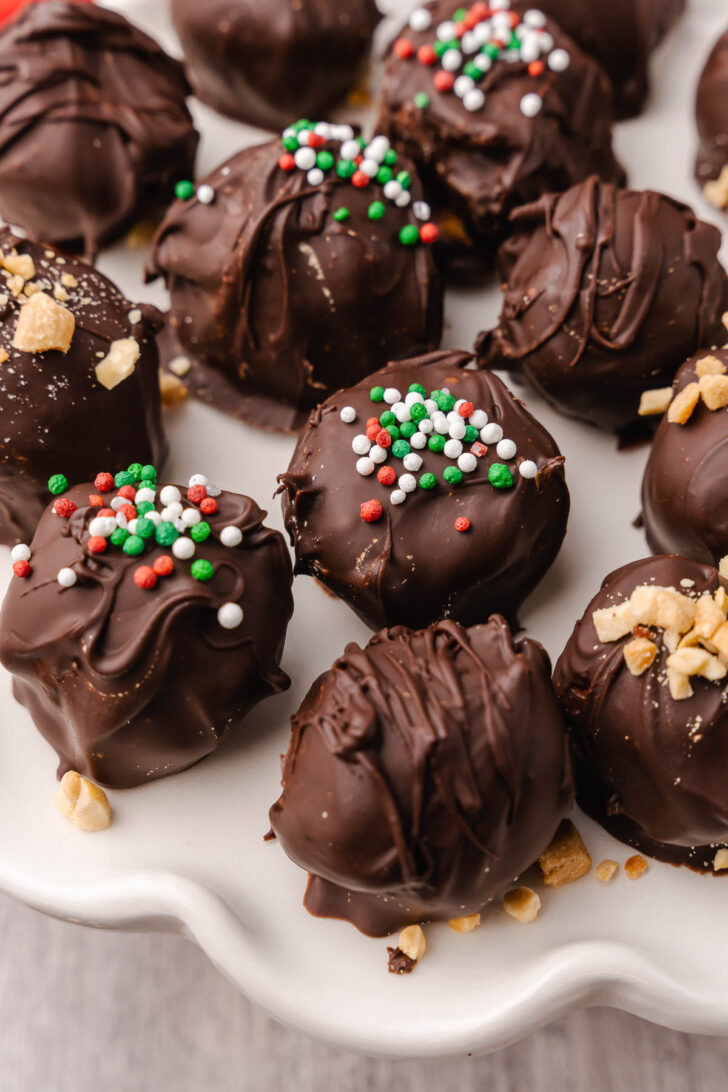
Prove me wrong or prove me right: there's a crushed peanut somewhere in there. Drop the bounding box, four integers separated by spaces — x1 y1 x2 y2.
0 349 8 364
398 924 426 962
168 354 192 377
54 771 111 832
6 273 24 297
3 251 35 281
713 849 728 871
94 338 140 391
12 291 75 353
538 820 592 887
52 283 69 302
159 370 187 406
666 646 726 681
699 373 728 411
623 637 657 676
696 354 727 378
448 913 481 933
667 666 693 701
667 382 700 424
60 272 77 289
624 855 648 880
704 164 728 210
638 387 673 416
503 886 541 923
595 859 618 883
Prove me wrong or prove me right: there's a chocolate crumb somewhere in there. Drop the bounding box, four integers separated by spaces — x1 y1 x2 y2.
387 947 416 975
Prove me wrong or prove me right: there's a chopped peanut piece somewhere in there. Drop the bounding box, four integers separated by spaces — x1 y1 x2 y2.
715 587 728 614
596 859 618 883
710 624 728 664
623 637 657 676
6 273 24 297
54 771 111 832
667 667 693 701
3 251 35 281
713 849 728 871
0 349 8 364
159 370 187 405
169 355 191 377
60 272 78 289
666 647 726 681
503 887 541 923
667 382 700 424
448 913 481 933
95 338 140 390
720 556 728 583
398 924 425 962
704 165 728 210
539 820 592 887
696 354 727 378
13 291 75 353
699 373 728 411
624 855 648 880
654 590 696 634
694 594 727 639
592 601 634 643
638 387 673 416
52 283 69 302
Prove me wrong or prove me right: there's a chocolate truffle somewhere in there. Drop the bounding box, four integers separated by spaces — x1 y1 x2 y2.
529 0 684 119
0 467 293 789
0 0 198 259
695 27 728 215
0 228 167 548
376 0 623 279
278 349 569 631
554 555 728 870
641 344 728 564
270 617 573 936
148 122 443 432
478 176 728 434
171 0 380 130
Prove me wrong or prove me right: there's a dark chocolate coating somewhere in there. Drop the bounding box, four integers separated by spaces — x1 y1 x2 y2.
555 556 728 869
148 137 443 432
642 348 728 564
376 1 623 279
171 0 380 130
278 350 569 631
0 0 198 259
270 617 573 936
0 482 293 789
0 228 166 548
695 27 728 202
478 176 728 433
529 0 684 119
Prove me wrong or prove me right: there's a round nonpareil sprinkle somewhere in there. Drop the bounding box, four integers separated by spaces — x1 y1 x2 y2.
218 602 244 629
57 567 77 588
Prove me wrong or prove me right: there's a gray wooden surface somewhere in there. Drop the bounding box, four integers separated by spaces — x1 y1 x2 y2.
1 892 727 1092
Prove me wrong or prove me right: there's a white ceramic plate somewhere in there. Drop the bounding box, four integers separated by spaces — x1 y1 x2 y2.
1 0 727 1059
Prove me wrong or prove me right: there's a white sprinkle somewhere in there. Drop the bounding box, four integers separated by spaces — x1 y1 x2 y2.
434 415 450 435
220 526 243 547
458 453 478 473
548 48 570 72
182 507 202 526
10 543 30 563
418 418 434 434
519 460 538 479
127 308 142 325
282 127 296 140
366 136 390 162
481 422 503 444
411 432 427 449
394 401 411 423
469 409 487 429
196 184 215 205
306 167 325 186
441 48 462 72
524 9 547 27
206 483 222 497
437 20 457 41
332 124 354 141
89 516 115 538
135 487 156 504
110 496 125 512
172 537 195 560
370 444 388 464
384 387 401 405
340 406 356 423
218 602 243 629
399 474 417 493
424 399 438 415
115 514 129 530
356 457 375 476
314 122 333 139
160 485 181 505
403 453 423 472
448 419 466 440
390 489 407 505
383 180 402 201
395 190 411 208
188 475 208 488
497 439 517 460
409 7 431 32
174 518 187 533
413 200 431 221
127 519 138 535
405 390 425 405
520 92 542 117
463 88 485 112
352 434 371 455
294 147 316 171
473 53 492 73
360 157 379 178
146 511 162 526
297 129 312 146
444 439 463 459
162 502 183 521
340 139 361 161
57 567 77 588
519 37 541 63
454 75 475 98
460 31 478 54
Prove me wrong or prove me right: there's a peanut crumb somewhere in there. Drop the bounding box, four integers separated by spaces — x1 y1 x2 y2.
60 272 78 289
596 859 618 883
159 370 187 406
12 291 75 353
503 886 541 923
3 251 35 281
699 373 728 411
704 164 728 210
638 387 673 416
713 849 728 871
667 382 700 424
95 338 140 390
623 637 657 676
169 355 191 377
0 348 8 364
624 855 648 880
54 771 111 832
398 924 425 962
448 913 481 933
52 283 69 302
695 354 727 378
539 820 592 887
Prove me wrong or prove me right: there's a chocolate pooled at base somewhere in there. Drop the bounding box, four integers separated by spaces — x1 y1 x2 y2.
376 0 623 281
554 555 728 871
695 27 728 215
0 228 166 548
171 0 380 131
0 1 198 260
478 176 728 434
148 125 443 433
278 350 569 632
270 617 573 936
0 472 293 789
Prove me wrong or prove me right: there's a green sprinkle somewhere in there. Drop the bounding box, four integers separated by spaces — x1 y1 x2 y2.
410 402 427 422
127 463 143 481
191 559 214 582
370 385 385 402
399 225 420 247
464 425 478 443
110 527 129 547
489 463 514 490
420 472 437 491
48 473 68 495
368 201 386 221
453 7 467 20
408 382 426 397
391 439 411 459
292 119 312 132
384 149 398 166
190 521 211 543
464 61 483 81
155 521 179 547
414 92 430 109
337 159 356 180
436 392 455 412
434 40 452 58
428 434 446 454
175 180 195 201
136 501 154 517
141 465 156 483
357 136 367 149
429 389 441 401
282 135 298 152
386 425 401 441
509 32 520 49
443 466 463 485
316 150 334 171
400 421 417 439
483 42 500 59
379 410 396 427
333 207 350 222
114 470 135 488
122 535 145 557
396 171 411 190
135 518 155 540
376 166 393 186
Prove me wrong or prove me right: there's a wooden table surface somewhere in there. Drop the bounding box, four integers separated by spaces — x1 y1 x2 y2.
2 891 726 1092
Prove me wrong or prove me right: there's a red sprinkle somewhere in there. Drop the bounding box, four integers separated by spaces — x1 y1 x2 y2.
98 507 116 518
394 37 414 59
366 416 380 430
12 560 30 578
120 504 137 521
417 44 437 65
434 70 455 93
117 485 136 501
458 400 474 418
187 484 207 504
351 170 369 188
87 535 107 554
375 428 392 449
454 20 465 37
278 153 295 172
471 2 490 20
455 517 471 533
471 441 487 458
509 10 519 27
308 133 326 148
153 555 174 577
200 497 218 515
377 466 397 486
361 499 383 523
419 222 440 244
53 498 77 519
88 494 103 508
528 59 545 77
94 472 114 493
134 565 157 590
366 423 381 443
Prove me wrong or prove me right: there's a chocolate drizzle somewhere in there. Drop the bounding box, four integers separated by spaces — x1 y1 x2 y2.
478 176 728 432
270 617 573 936
0 0 198 259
